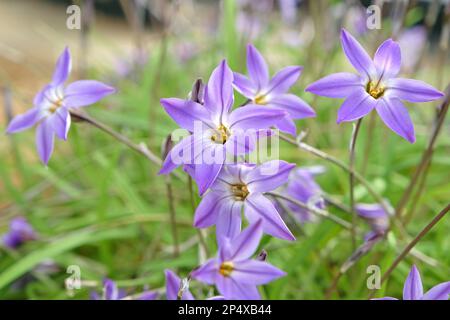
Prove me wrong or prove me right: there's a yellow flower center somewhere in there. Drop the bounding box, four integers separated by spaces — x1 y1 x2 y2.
211 124 230 144
254 94 267 105
48 98 63 114
231 183 249 201
366 81 385 99
219 261 234 277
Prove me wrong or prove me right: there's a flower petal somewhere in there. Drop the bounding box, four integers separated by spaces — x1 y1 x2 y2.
64 80 115 108
247 44 270 90
403 265 423 300
225 131 257 155
233 72 256 98
194 146 226 195
35 119 55 165
50 107 71 140
265 66 302 95
376 98 415 143
273 114 296 136
228 220 263 261
103 278 120 300
305 72 364 98
246 160 295 193
245 194 295 241
194 191 232 228
229 105 285 131
165 270 194 300
422 282 450 300
6 107 41 134
204 60 234 123
217 276 261 300
341 29 375 78
159 135 197 174
232 260 286 285
387 78 444 102
374 39 401 80
51 47 71 86
160 98 213 132
216 200 242 242
267 94 316 119
337 89 376 123
191 259 218 285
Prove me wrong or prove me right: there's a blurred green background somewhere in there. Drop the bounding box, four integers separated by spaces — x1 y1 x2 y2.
0 0 449 299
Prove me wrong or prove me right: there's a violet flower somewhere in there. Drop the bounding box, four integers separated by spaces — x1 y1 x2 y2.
160 60 286 194
233 44 316 135
279 166 326 223
356 203 390 242
194 160 295 241
305 29 444 143
165 269 194 300
191 221 286 300
91 278 158 300
2 217 37 249
375 265 450 300
6 47 116 164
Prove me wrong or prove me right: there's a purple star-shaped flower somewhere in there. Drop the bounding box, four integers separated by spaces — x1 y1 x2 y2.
159 60 286 194
356 203 390 242
233 44 316 135
306 29 444 143
194 160 295 241
2 217 37 249
6 47 116 164
375 265 450 300
191 221 286 300
165 269 194 300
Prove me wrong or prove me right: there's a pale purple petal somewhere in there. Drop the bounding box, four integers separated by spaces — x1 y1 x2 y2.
233 72 256 98
191 259 218 285
340 29 375 78
273 114 296 136
64 80 115 108
403 265 423 300
34 85 51 106
422 282 450 300
194 146 225 195
305 72 364 98
49 107 71 140
160 98 213 132
6 107 41 134
159 135 196 174
246 160 295 193
245 194 295 241
51 47 71 86
229 105 285 131
225 131 257 155
215 276 234 299
165 269 194 300
227 220 263 261
216 201 243 241
265 66 302 95
374 39 401 80
217 277 261 300
266 94 316 119
194 192 233 228
232 260 286 285
376 98 415 143
204 60 234 123
247 44 269 90
103 278 120 300
35 119 55 165
387 78 444 102
337 89 376 123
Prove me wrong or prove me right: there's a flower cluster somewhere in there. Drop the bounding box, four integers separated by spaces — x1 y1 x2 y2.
4 27 448 301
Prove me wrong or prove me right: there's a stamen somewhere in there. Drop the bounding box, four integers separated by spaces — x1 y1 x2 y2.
48 98 63 114
231 184 249 201
211 124 230 144
219 261 234 277
254 94 267 105
366 81 385 99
